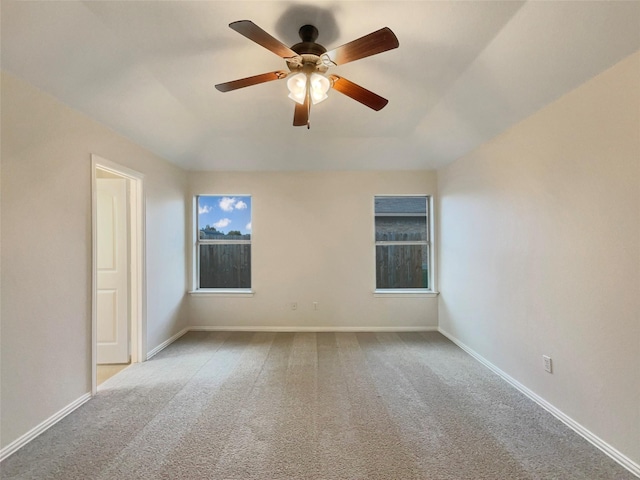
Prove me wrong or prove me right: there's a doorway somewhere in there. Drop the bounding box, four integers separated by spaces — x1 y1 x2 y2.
91 155 145 394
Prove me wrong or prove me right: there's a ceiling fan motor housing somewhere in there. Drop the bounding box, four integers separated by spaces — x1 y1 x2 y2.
291 25 326 55
287 25 329 74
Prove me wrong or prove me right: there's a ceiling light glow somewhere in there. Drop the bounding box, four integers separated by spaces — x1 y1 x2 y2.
287 72 330 105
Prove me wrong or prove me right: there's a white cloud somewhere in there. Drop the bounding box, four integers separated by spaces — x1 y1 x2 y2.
198 204 212 215
235 200 248 210
245 222 252 231
213 218 231 229
219 197 236 212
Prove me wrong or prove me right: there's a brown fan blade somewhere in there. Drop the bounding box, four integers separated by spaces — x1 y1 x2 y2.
293 94 310 127
215 70 288 92
329 75 389 111
229 20 298 59
322 27 399 66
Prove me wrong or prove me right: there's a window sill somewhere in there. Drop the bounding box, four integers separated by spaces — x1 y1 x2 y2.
373 290 439 298
189 289 254 297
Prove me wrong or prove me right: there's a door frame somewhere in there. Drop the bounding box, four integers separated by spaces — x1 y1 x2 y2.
91 154 146 395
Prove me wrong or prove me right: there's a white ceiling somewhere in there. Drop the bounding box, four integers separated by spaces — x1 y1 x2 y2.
2 1 639 171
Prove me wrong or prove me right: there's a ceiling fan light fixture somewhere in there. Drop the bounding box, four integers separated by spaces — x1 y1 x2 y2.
287 72 330 105
309 73 330 105
287 72 307 105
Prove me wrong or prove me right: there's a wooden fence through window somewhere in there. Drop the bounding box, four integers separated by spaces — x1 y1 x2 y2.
199 244 251 288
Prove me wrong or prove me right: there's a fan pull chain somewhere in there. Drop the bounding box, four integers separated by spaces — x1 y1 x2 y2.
307 82 311 129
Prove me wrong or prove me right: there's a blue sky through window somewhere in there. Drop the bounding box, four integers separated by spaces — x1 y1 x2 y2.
198 195 252 235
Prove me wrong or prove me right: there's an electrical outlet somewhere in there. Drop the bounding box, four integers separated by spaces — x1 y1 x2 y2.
542 355 553 374
291 302 297 311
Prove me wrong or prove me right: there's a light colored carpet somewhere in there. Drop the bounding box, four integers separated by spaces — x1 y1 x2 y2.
0 331 634 479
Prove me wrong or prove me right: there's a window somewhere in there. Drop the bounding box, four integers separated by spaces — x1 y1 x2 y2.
196 195 251 290
375 196 430 290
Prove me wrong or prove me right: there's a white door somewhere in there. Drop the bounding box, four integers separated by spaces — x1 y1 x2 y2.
97 178 129 364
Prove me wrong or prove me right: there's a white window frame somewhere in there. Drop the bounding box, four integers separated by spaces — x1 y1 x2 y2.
373 195 437 296
193 194 253 294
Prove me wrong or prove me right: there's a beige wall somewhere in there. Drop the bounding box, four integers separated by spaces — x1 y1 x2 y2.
0 73 189 449
188 171 438 329
438 51 640 464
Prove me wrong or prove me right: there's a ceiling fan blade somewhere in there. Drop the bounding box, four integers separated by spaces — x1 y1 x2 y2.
229 20 298 59
215 70 288 92
322 27 399 66
329 75 389 111
293 94 310 127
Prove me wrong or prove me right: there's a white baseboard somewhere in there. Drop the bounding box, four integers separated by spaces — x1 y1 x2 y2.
438 328 640 478
146 327 189 360
190 326 438 332
0 392 92 463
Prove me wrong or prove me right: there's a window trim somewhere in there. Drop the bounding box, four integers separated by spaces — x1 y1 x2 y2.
373 194 437 294
194 194 253 292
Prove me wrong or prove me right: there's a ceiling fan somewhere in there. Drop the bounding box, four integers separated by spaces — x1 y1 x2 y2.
215 20 399 128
